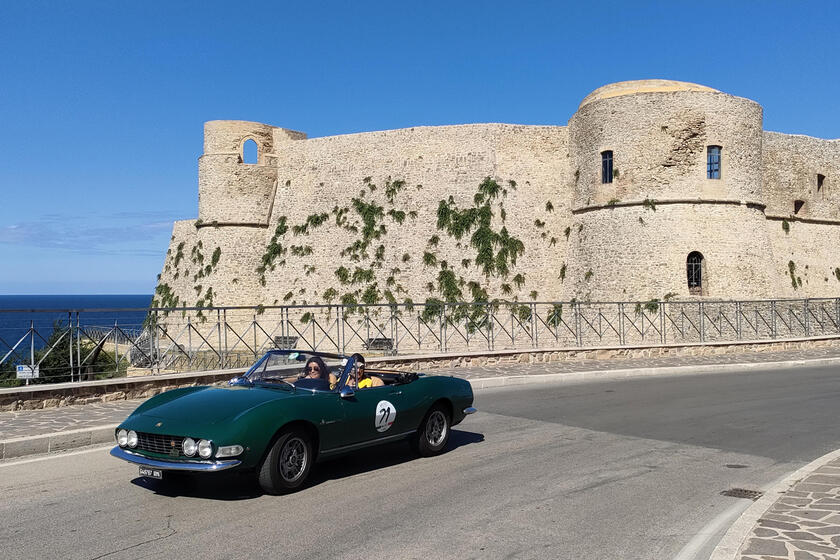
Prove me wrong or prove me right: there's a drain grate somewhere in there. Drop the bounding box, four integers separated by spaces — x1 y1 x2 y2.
721 488 763 500
724 464 749 469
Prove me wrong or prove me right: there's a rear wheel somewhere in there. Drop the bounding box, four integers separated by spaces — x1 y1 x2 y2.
412 403 451 457
258 428 313 494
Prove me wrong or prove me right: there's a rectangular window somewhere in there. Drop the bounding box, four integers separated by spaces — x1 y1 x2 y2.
601 151 613 184
707 146 721 179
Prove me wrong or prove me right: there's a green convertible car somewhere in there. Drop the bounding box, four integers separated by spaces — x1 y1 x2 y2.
110 350 476 494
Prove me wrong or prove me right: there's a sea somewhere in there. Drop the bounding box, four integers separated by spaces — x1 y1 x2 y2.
0 295 152 350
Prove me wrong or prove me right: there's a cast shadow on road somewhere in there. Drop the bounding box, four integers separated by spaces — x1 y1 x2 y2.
130 429 485 501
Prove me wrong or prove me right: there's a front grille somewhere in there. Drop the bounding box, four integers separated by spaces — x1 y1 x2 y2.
137 432 185 457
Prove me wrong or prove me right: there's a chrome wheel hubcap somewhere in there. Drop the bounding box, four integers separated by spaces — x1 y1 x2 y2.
279 437 307 482
425 411 447 447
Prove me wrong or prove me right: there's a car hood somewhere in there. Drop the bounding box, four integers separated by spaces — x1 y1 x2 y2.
135 386 293 426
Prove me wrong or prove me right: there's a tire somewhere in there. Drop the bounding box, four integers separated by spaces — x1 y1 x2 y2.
412 403 451 457
258 428 313 494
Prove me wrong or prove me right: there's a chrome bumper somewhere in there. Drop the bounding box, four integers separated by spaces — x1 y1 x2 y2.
463 407 477 415
110 446 241 472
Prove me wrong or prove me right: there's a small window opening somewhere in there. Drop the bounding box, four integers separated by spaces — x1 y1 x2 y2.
687 251 704 296
242 139 258 164
794 200 805 214
601 151 613 184
707 146 721 179
817 174 825 191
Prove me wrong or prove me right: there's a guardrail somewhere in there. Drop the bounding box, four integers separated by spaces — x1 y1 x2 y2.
2 297 839 386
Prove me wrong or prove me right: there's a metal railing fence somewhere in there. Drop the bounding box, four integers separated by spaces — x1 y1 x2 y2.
1 297 838 386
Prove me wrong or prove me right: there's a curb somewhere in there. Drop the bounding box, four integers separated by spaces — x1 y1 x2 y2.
708 447 840 560
3 354 840 462
0 424 116 461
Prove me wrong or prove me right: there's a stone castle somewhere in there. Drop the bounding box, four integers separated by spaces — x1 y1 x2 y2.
154 80 840 311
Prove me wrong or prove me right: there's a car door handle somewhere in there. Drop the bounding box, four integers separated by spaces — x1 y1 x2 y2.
390 391 402 396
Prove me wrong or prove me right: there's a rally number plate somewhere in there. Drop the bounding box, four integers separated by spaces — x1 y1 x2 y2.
139 467 163 479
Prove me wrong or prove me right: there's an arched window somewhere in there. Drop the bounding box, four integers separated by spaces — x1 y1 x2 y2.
707 146 721 179
687 252 704 295
601 151 613 184
242 139 258 164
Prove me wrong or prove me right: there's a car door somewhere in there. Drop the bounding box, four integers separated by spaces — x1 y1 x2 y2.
307 391 348 452
339 384 410 445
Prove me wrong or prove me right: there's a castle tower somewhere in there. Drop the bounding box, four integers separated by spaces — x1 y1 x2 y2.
563 80 775 300
198 120 306 226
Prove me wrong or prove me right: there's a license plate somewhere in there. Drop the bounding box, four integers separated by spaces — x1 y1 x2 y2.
139 467 163 479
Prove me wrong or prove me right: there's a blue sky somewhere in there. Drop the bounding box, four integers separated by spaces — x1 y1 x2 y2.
0 1 837 294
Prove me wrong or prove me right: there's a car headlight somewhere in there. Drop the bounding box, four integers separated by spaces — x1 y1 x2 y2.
216 445 244 458
117 429 128 447
127 430 138 448
198 439 213 459
182 437 197 457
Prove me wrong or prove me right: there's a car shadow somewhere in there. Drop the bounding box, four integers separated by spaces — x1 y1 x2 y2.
129 428 484 501
309 428 485 486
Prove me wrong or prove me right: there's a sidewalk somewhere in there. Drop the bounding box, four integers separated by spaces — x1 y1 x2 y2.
713 450 840 560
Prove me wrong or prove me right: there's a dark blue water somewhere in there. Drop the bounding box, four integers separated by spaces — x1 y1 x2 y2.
0 295 152 349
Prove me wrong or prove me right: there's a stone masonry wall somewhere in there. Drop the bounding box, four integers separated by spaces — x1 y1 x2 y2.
154 81 839 317
762 131 840 220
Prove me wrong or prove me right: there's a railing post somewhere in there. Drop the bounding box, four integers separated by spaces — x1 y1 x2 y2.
391 305 398 356
187 315 193 368
339 305 346 353
699 302 705 343
440 304 447 353
736 301 742 341
223 308 229 368
114 319 119 377
531 303 538 349
804 299 810 337
771 300 777 339
68 311 74 382
659 302 665 345
575 303 582 347
252 312 257 359
216 308 222 369
488 304 494 351
618 302 625 346
365 309 371 352
152 309 158 374
27 320 34 386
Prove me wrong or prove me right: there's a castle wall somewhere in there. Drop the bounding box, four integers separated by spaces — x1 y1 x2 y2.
155 80 840 314
762 131 840 219
766 218 840 297
258 124 571 307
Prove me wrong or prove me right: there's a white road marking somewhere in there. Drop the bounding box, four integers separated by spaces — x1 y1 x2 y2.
0 444 113 468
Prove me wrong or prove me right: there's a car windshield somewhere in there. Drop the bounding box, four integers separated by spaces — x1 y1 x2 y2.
246 351 348 392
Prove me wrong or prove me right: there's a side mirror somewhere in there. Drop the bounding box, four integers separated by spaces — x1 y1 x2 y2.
339 387 355 399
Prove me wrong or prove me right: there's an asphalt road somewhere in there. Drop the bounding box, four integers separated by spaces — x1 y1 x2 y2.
3 364 840 560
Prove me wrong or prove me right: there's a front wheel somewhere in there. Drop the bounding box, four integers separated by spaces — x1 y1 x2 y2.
258 428 313 494
412 403 451 457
